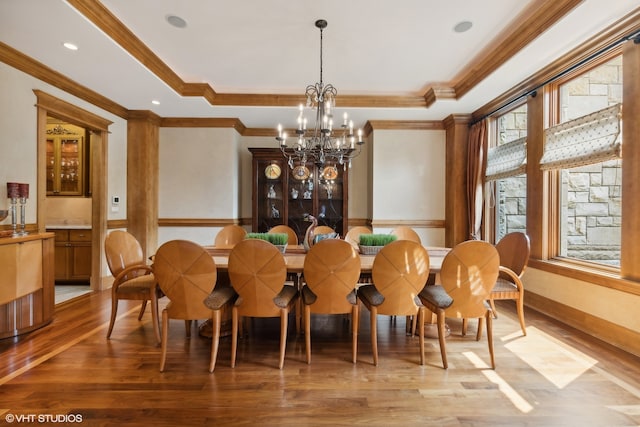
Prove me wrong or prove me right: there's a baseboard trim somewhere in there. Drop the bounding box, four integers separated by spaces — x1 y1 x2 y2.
526 291 640 358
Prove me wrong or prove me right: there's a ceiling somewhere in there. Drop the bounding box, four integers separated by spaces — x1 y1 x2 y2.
1 0 638 131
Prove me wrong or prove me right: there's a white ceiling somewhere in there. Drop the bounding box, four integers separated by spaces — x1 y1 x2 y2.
1 1 638 130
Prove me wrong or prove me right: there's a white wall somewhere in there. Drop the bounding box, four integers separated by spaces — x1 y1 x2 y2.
157 127 240 246
523 268 640 333
371 129 446 246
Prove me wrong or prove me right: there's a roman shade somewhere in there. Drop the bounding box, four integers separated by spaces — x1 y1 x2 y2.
539 103 622 170
485 137 527 181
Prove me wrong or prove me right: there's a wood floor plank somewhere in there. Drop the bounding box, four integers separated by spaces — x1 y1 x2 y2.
0 289 639 426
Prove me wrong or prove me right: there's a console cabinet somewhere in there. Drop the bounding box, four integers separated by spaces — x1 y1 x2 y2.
0 233 55 339
249 148 349 242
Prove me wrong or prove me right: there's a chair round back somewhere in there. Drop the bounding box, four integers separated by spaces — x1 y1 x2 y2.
105 230 144 277
371 240 430 315
496 232 530 277
153 240 217 319
228 239 287 317
303 239 361 314
314 225 337 237
440 240 500 319
344 226 372 249
390 226 421 244
268 225 299 245
214 225 247 248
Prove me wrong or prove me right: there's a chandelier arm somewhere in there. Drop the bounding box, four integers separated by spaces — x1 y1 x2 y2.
274 19 363 169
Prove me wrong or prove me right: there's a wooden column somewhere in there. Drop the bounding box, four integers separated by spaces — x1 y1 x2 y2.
127 111 160 258
443 114 472 247
621 39 640 280
525 91 548 260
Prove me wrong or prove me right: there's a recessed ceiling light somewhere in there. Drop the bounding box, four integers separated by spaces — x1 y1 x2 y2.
63 42 78 51
453 21 473 33
166 14 187 29
151 100 160 105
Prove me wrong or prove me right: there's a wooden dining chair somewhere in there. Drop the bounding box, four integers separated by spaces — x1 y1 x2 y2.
153 240 236 372
104 230 162 343
314 225 337 238
228 239 298 369
302 239 361 363
214 224 247 248
390 226 421 243
344 226 372 249
419 240 500 369
358 240 431 366
268 224 299 245
491 232 530 336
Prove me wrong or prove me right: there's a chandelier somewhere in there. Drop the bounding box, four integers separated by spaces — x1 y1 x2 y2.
276 19 364 170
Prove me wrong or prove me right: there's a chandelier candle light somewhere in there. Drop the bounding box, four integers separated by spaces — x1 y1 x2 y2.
276 19 364 169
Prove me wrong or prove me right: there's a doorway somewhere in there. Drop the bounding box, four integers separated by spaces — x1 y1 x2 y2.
35 90 112 294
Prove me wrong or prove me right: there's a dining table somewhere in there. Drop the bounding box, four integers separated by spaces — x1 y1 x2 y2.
205 244 448 278
205 244 450 338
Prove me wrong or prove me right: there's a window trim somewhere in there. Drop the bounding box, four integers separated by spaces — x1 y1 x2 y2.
543 50 623 271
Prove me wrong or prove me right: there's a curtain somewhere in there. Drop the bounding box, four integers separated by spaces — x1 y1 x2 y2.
540 103 622 170
467 119 488 240
485 136 527 181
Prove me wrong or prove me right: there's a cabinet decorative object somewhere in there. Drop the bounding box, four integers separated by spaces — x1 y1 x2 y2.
50 229 92 282
0 233 55 338
250 148 348 243
46 125 85 196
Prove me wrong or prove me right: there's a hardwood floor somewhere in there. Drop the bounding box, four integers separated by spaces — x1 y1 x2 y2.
1 290 639 426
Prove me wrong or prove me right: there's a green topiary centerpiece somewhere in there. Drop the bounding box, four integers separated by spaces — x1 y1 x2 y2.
358 234 397 254
245 232 289 252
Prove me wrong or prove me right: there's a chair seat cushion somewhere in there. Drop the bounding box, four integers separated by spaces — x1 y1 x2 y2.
204 286 238 310
273 285 298 308
357 284 385 306
117 274 156 293
301 286 357 306
418 285 453 309
492 277 518 293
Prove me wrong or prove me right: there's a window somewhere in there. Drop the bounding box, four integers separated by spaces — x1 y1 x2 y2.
549 55 622 267
486 104 527 242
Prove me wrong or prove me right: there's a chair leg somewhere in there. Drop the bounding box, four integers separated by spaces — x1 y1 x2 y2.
159 310 169 372
107 297 118 339
476 317 484 341
486 311 495 369
516 296 527 336
352 304 359 364
209 309 222 373
185 320 191 338
305 305 312 364
231 308 238 368
370 307 378 366
488 297 499 318
150 292 161 345
461 318 468 336
418 308 425 365
436 310 448 369
137 300 148 321
279 308 288 369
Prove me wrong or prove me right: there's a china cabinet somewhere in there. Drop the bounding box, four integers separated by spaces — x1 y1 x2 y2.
249 148 349 242
46 127 85 196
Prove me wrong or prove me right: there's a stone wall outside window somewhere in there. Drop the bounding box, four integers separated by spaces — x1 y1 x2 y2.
559 56 622 266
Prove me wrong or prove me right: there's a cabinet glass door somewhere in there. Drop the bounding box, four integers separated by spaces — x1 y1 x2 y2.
256 159 285 232
46 135 83 196
287 163 315 240
317 165 344 235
